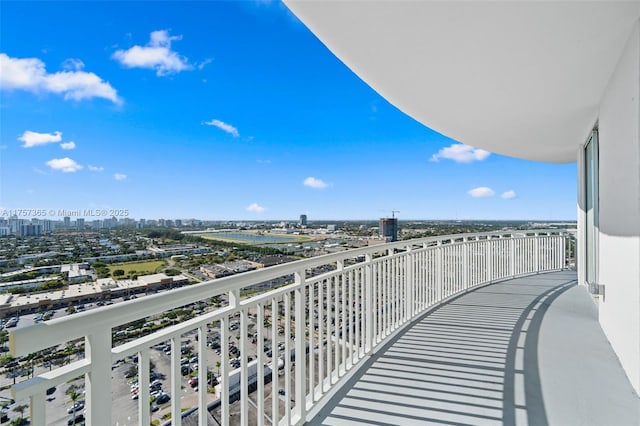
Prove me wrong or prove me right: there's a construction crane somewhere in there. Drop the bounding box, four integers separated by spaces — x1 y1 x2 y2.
378 209 400 218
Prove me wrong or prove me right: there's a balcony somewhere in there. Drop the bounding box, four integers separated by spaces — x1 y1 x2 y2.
308 270 639 426
7 230 638 425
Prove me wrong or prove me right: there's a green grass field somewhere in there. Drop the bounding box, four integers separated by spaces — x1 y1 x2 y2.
107 260 166 276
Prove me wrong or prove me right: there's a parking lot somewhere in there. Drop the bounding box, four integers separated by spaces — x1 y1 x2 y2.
0 285 310 425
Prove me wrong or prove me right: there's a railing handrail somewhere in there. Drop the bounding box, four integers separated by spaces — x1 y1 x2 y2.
7 229 574 425
9 229 571 357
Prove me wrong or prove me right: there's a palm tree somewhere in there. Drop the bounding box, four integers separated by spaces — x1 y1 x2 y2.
69 389 80 424
12 404 27 425
215 361 221 377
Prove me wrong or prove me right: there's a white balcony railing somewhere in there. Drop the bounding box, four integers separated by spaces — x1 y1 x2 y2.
9 230 572 425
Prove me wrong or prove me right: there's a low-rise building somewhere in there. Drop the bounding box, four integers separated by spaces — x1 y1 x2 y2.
61 263 93 283
200 260 257 279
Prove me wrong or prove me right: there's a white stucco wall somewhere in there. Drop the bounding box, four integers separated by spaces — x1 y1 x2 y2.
597 21 640 394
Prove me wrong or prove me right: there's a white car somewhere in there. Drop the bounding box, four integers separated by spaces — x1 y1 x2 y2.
67 401 85 414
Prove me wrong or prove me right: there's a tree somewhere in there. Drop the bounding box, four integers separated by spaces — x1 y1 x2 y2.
12 404 27 425
0 354 14 367
124 365 137 378
215 360 221 376
112 269 125 277
68 389 80 425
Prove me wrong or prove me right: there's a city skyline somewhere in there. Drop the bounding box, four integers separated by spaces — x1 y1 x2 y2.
0 1 577 221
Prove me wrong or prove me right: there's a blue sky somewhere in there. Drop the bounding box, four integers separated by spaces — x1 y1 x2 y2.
0 1 576 221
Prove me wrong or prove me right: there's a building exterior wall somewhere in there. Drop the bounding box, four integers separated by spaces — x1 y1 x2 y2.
596 21 640 394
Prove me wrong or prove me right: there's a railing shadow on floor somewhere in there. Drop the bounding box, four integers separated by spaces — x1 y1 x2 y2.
308 274 577 426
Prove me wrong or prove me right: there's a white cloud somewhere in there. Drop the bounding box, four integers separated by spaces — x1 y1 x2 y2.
0 53 121 104
112 30 192 76
203 119 239 137
61 58 85 71
501 190 517 199
60 141 76 150
468 187 495 198
246 203 266 213
197 58 213 70
430 143 491 163
303 176 328 189
114 173 127 181
46 157 83 173
18 130 62 148
88 165 104 172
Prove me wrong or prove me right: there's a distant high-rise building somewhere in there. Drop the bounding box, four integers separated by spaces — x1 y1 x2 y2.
9 216 24 234
299 214 308 226
121 218 136 227
76 218 85 230
379 217 398 242
63 216 71 228
175 219 182 228
32 218 53 233
41 219 54 233
102 217 117 229
19 223 41 237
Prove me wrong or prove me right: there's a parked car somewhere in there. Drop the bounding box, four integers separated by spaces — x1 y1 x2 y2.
155 393 170 404
67 401 85 414
68 413 85 425
4 317 18 328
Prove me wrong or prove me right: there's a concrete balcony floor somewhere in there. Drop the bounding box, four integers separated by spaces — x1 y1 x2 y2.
309 271 640 426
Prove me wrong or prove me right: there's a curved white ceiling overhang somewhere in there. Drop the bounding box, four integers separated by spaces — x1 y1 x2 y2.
284 1 640 163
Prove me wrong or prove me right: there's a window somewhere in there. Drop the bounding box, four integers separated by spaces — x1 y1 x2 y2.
585 129 599 293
